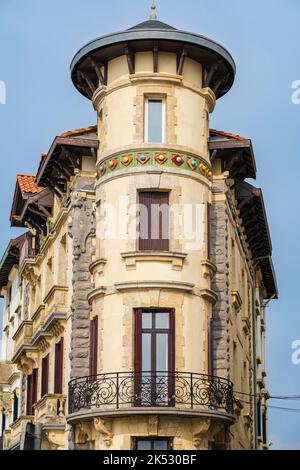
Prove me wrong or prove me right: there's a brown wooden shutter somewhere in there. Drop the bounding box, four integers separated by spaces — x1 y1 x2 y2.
41 355 49 397
139 192 169 251
89 317 98 377
32 368 38 407
54 338 63 394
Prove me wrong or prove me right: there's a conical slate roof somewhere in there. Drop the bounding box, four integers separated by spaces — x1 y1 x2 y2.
128 19 176 30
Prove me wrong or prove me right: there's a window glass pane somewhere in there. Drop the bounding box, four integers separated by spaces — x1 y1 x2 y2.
156 334 168 372
153 440 170 450
148 100 163 143
155 312 169 329
142 333 151 371
142 312 152 329
136 439 152 450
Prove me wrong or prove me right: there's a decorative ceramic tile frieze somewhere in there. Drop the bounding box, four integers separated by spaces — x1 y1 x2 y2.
97 150 212 180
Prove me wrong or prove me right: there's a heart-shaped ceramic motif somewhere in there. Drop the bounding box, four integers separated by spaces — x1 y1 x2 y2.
137 153 150 165
155 153 168 165
187 158 198 170
108 159 118 171
121 155 133 167
99 163 107 176
172 154 184 166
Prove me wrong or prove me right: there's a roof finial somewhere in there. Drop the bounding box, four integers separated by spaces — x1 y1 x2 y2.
150 0 157 20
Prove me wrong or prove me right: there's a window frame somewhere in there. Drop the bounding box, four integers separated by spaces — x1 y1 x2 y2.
144 96 166 144
54 338 64 394
138 191 170 252
132 437 173 451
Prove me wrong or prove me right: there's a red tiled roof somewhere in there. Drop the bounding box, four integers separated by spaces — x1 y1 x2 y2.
60 125 97 138
210 129 247 141
17 175 43 194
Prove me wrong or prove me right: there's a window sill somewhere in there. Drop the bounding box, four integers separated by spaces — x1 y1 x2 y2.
121 251 187 271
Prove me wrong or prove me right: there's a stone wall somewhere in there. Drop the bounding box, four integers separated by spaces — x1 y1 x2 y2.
210 180 230 378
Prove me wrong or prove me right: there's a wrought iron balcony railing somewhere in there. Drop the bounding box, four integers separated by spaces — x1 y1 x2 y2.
68 371 234 415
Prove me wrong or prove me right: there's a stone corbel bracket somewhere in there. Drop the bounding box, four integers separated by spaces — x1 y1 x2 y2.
94 418 114 448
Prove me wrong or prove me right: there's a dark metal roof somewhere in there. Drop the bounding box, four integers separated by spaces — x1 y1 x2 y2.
0 235 26 294
235 182 278 300
128 20 176 30
70 20 236 100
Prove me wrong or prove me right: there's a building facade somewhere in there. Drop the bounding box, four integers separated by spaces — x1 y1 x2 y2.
0 11 277 451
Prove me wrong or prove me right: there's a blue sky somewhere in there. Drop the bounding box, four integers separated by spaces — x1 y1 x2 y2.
0 0 299 450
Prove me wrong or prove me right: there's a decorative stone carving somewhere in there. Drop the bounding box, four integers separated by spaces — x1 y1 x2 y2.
43 430 66 450
192 418 211 449
68 194 96 380
17 351 39 375
69 198 96 261
148 416 159 436
193 419 223 450
94 418 114 447
75 423 90 445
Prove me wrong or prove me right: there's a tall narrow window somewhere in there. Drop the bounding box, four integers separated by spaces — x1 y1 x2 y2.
26 368 38 415
41 355 49 397
139 192 169 251
89 317 98 377
135 309 175 406
145 98 164 143
207 203 211 259
208 318 214 376
54 338 64 394
13 391 19 422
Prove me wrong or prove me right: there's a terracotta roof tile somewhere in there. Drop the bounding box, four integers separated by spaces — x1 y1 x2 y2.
210 129 247 141
60 125 97 138
17 175 44 194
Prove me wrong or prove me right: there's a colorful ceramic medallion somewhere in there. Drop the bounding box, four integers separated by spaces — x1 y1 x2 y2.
99 163 107 176
172 154 184 166
199 162 207 174
108 159 118 171
188 158 198 171
121 155 133 167
155 153 168 165
137 153 150 165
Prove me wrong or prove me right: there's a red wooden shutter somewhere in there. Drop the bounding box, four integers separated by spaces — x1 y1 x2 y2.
41 355 49 397
139 192 169 251
32 368 38 407
89 317 98 377
54 338 63 394
26 374 33 415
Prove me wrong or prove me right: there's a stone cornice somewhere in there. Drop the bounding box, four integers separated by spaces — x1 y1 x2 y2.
121 251 187 271
115 280 194 293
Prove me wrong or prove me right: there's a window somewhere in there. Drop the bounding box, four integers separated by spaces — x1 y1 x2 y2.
89 317 98 377
133 438 172 451
145 98 165 143
138 192 169 251
54 338 64 394
41 355 49 397
208 318 214 376
26 368 38 415
135 309 175 406
207 203 211 258
13 391 19 422
7 286 12 306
